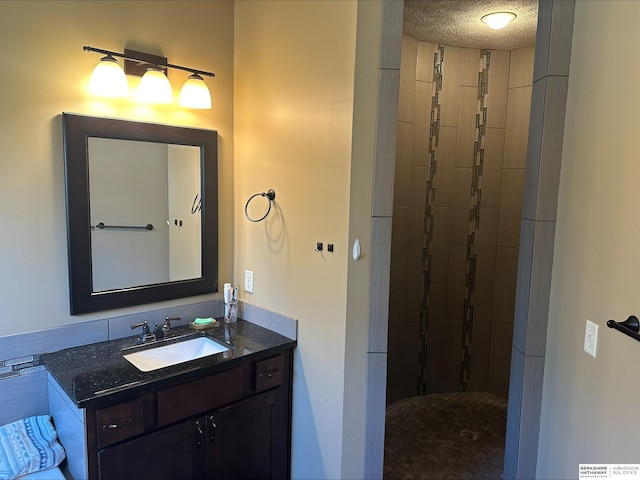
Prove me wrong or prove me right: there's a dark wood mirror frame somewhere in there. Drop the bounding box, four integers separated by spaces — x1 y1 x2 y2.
62 113 218 314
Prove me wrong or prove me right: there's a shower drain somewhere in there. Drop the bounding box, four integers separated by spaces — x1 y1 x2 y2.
459 430 479 440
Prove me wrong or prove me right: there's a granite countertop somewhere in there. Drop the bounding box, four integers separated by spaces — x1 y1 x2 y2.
41 319 296 409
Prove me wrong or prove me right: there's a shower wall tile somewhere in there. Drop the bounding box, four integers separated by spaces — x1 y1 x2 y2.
427 318 462 359
472 282 494 357
398 35 417 123
467 355 489 392
394 121 412 208
486 50 509 128
434 126 456 206
450 167 472 245
387 286 407 361
504 346 525 477
488 321 514 397
431 207 452 284
386 356 417 404
455 86 479 168
412 80 432 166
416 41 437 82
513 219 535 353
460 48 481 87
533 0 575 81
425 356 460 393
503 86 533 169
390 207 408 288
476 207 499 284
509 46 535 89
445 245 467 320
439 46 461 127
405 246 424 322
407 165 428 246
429 283 448 327
497 168 525 248
481 128 505 208
493 247 519 326
522 77 545 221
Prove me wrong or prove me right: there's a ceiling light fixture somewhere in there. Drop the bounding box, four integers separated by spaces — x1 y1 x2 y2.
83 45 215 108
481 12 517 30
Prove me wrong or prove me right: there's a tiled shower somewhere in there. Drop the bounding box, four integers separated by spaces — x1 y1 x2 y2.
387 36 534 403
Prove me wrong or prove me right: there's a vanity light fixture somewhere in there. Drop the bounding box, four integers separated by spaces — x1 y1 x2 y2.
480 12 517 30
83 45 215 109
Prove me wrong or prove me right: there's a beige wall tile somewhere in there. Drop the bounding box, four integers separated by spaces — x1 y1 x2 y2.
394 121 412 208
460 48 481 86
387 285 407 362
429 283 448 329
411 80 432 166
407 165 428 246
456 86 480 168
417 41 437 82
493 247 519 325
481 128 505 207
488 321 514 398
476 207 499 283
497 168 525 248
426 355 460 393
440 46 461 127
427 317 462 358
467 355 489 392
486 50 510 128
404 246 424 323
434 126 456 206
430 207 452 284
446 245 467 320
504 86 532 169
509 46 535 88
450 167 472 245
390 207 408 288
398 35 417 123
472 282 494 357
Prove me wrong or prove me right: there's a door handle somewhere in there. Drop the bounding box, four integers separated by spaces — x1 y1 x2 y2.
195 420 203 447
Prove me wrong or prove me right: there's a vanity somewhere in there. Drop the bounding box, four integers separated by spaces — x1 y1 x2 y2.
42 319 295 480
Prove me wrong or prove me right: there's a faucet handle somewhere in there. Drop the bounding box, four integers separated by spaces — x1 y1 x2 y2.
131 321 155 342
162 316 181 337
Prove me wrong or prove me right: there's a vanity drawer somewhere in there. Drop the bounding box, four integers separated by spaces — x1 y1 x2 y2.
156 367 243 426
254 354 285 392
95 397 145 449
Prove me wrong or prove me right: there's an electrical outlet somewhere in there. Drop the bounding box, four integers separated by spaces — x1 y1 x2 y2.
584 320 599 358
244 270 254 294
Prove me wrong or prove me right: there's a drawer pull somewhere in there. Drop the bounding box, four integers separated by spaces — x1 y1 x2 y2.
259 368 280 378
195 420 203 447
209 415 216 442
102 416 135 429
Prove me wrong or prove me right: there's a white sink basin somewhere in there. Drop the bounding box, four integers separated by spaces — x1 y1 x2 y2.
123 337 229 372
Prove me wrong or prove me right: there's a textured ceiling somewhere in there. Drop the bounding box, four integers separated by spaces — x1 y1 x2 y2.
403 0 538 50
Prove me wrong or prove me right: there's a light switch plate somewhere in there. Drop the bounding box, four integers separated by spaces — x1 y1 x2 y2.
244 270 254 294
584 320 598 358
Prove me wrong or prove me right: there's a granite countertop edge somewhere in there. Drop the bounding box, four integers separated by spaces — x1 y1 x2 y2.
42 318 296 409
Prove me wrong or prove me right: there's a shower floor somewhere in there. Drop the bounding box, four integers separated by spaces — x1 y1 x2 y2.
383 392 508 479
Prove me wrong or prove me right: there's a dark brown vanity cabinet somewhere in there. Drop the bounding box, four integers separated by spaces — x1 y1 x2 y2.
58 351 292 480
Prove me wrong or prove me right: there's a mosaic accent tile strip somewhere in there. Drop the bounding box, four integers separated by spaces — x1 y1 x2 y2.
459 50 490 391
417 45 444 394
0 354 43 379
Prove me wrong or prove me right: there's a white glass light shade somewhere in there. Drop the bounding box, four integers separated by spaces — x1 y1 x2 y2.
179 74 212 109
88 56 128 98
481 12 517 30
137 68 173 104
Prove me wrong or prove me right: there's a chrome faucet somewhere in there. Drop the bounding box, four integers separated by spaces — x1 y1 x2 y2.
131 321 155 343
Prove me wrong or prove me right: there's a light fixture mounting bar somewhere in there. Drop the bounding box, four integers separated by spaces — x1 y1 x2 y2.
83 45 215 78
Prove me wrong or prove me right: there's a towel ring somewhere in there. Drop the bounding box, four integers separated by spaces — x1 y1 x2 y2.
244 189 276 222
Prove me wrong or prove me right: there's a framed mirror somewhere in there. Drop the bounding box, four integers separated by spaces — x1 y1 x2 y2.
62 113 218 314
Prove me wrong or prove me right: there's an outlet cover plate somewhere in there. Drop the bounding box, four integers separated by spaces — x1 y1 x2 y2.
244 270 254 294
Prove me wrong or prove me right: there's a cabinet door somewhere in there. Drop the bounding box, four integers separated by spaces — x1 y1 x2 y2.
97 418 205 480
206 389 287 480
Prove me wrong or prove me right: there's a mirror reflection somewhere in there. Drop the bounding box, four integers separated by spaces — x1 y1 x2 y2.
88 138 202 291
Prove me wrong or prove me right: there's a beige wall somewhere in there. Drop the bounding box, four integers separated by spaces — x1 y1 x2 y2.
0 1 234 336
234 1 358 478
537 0 640 477
388 37 534 402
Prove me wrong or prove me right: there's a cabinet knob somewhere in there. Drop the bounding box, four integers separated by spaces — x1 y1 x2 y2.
209 415 217 442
